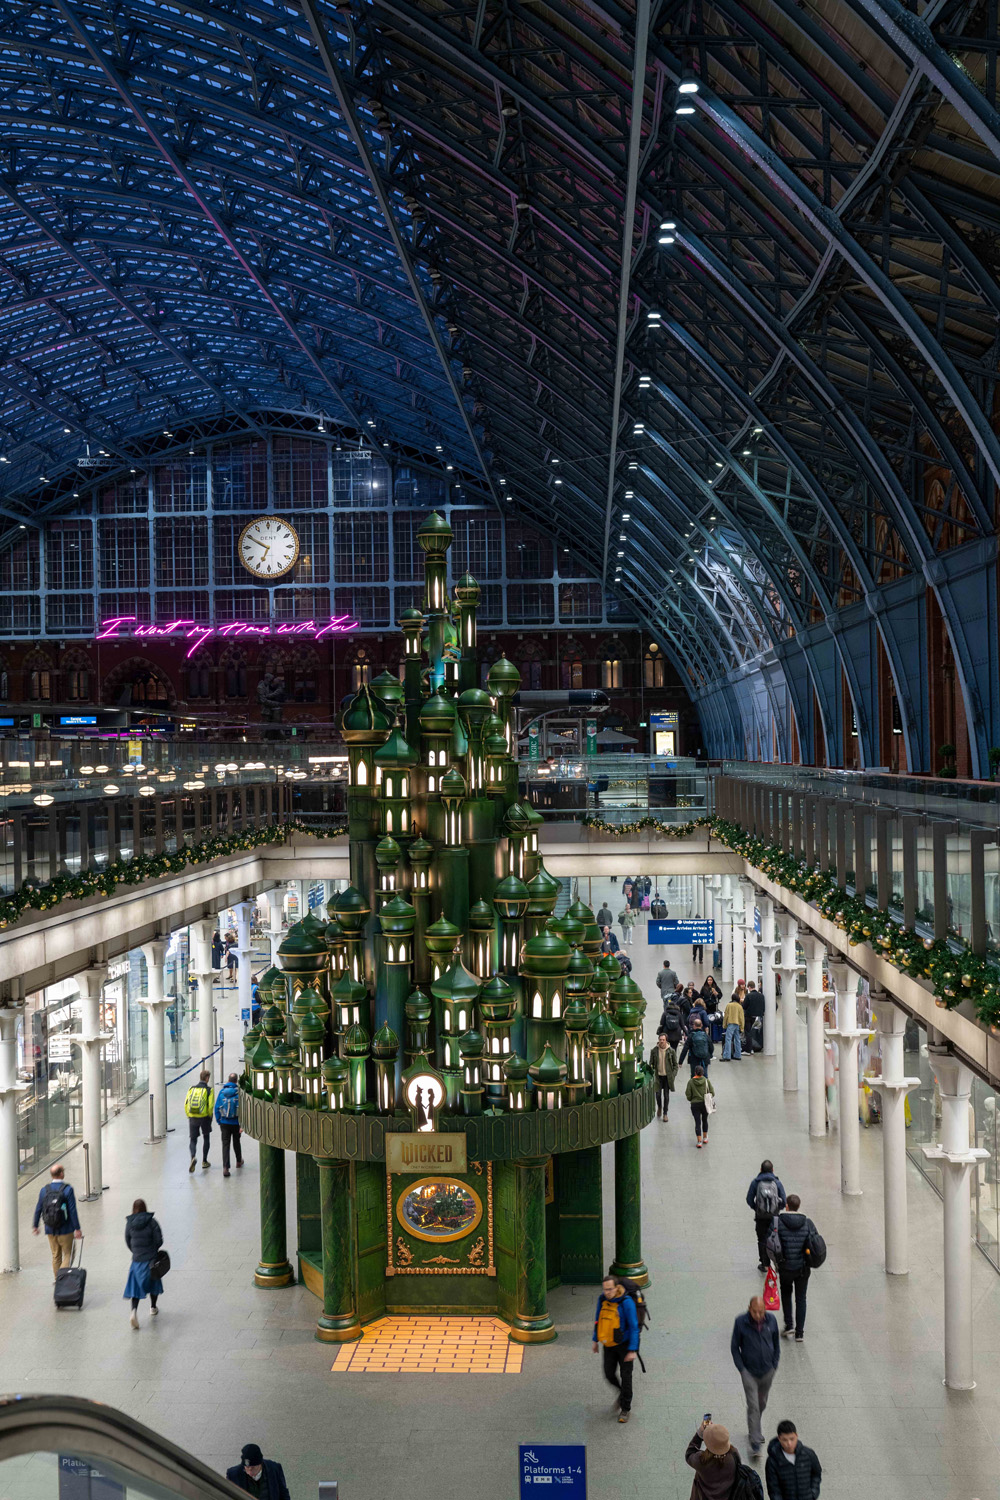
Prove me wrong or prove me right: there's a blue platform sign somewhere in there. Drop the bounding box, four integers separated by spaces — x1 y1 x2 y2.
648 919 715 946
519 1445 586 1500
58 1455 125 1500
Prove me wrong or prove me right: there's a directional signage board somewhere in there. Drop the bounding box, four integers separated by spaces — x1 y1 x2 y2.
519 1445 586 1500
647 919 715 946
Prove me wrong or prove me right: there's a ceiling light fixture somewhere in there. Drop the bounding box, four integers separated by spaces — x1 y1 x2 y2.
675 103 695 115
678 73 700 93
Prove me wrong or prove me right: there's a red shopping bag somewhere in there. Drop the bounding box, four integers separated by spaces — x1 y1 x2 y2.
763 1267 780 1312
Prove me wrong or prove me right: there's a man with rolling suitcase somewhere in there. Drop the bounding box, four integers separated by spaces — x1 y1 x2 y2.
32 1163 82 1278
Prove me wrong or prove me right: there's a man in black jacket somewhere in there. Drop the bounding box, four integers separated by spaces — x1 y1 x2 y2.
775 1194 813 1340
743 984 765 1053
765 1421 822 1498
226 1444 291 1500
746 1161 786 1272
731 1295 780 1456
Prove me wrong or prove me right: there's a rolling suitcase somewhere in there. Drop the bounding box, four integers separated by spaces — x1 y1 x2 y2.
54 1237 86 1309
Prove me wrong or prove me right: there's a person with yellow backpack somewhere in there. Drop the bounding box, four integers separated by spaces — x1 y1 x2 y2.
185 1070 215 1173
592 1275 641 1423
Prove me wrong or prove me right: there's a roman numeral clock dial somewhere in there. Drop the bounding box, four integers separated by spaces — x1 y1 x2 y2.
238 516 300 579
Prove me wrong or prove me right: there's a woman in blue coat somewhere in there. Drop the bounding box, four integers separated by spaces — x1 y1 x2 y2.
124 1198 164 1330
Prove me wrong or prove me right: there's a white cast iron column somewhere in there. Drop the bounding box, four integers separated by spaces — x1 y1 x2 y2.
0 1007 26 1270
774 910 802 1092
74 965 111 1200
826 960 864 1196
872 997 920 1275
801 936 828 1138
139 937 170 1140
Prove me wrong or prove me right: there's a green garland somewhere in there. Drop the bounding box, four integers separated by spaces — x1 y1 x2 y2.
580 814 710 839
0 823 287 930
288 818 349 839
711 817 1000 1029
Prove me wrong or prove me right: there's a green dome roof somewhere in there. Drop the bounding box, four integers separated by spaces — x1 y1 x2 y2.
520 929 571 977
454 571 481 601
374 727 418 767
487 656 520 693
567 898 595 925
379 894 416 933
399 606 424 625
261 1002 286 1039
300 909 327 940
440 766 467 799
416 510 453 552
323 1054 349 1086
419 691 457 731
504 801 533 835
333 972 367 1009
458 1028 484 1056
408 832 434 861
370 670 406 705
588 1009 617 1041
372 1022 400 1059
425 915 462 948
334 886 370 929
479 974 516 1017
375 835 402 867
457 687 493 720
493 874 529 914
555 914 585 947
277 922 328 970
342 1023 370 1057
292 984 329 1022
469 898 494 930
341 687 391 739
503 1053 529 1082
564 997 590 1029
405 987 433 1024
297 1013 326 1047
599 953 623 981
528 1043 567 1087
272 1040 299 1070
431 954 482 1004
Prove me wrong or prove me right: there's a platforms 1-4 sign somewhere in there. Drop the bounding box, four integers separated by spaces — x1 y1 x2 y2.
648 919 715 946
519 1446 586 1500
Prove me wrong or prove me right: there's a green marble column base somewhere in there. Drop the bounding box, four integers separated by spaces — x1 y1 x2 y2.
507 1315 557 1344
254 1260 295 1288
608 1257 650 1288
316 1314 362 1343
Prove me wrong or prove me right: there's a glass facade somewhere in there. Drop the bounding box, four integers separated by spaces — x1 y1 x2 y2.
904 1021 1000 1272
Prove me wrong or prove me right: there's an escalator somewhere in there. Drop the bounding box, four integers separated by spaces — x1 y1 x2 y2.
0 1395 245 1500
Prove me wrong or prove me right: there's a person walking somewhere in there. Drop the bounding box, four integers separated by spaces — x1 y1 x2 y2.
32 1163 82 1278
185 1069 215 1173
124 1198 164 1330
215 1072 244 1177
679 1016 713 1076
659 993 684 1048
744 982 765 1054
618 905 636 947
656 959 680 999
685 1421 740 1498
685 1064 714 1147
592 1274 639 1423
211 931 224 971
224 935 238 983
765 1421 822 1498
649 1033 678 1121
600 925 620 955
731 1295 780 1456
723 989 745 1061
775 1195 816 1342
650 891 667 919
596 901 614 931
747 1160 786 1271
226 1444 291 1500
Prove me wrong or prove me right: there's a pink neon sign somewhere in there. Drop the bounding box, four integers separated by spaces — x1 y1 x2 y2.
96 615 359 658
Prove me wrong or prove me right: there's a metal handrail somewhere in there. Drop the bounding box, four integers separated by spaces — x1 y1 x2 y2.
0 1393 246 1499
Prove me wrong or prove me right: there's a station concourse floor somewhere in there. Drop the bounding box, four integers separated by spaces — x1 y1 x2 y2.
1 882 1000 1500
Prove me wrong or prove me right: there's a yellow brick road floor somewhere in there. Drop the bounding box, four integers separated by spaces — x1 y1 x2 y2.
331 1316 523 1374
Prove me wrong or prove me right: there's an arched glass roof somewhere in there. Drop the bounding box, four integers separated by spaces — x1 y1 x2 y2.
0 0 997 767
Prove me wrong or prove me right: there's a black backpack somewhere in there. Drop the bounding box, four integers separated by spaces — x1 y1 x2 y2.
617 1277 650 1335
805 1222 827 1268
729 1461 764 1499
40 1184 68 1231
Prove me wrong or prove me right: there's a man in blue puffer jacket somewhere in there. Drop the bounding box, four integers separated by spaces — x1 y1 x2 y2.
593 1275 640 1424
214 1073 243 1177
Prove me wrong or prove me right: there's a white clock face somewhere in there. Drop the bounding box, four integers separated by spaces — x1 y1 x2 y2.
238 516 300 579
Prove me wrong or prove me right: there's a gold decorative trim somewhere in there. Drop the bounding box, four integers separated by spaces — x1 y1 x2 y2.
394 1175 483 1244
386 1163 495 1276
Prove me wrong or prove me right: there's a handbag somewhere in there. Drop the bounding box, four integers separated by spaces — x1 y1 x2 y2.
151 1249 171 1280
763 1266 780 1312
704 1090 717 1115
